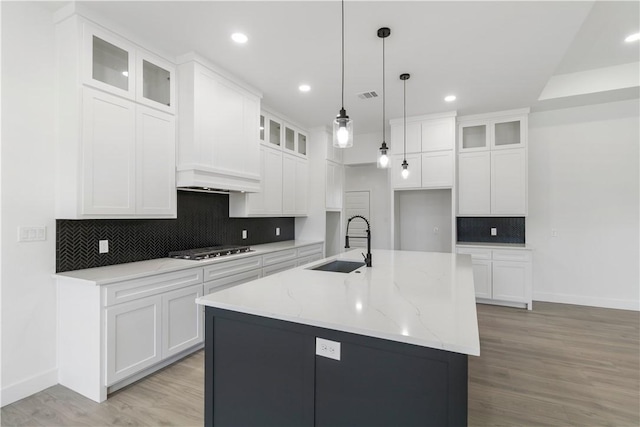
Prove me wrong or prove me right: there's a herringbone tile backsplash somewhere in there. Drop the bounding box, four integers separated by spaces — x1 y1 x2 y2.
56 191 295 272
456 217 525 244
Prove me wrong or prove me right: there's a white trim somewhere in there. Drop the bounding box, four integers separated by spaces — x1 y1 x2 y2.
533 292 640 312
1 368 58 407
389 110 457 126
457 108 530 123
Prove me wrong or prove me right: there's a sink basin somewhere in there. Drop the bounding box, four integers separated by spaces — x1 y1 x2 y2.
309 260 366 273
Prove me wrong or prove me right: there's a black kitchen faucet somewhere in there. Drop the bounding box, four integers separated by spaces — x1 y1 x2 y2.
344 215 372 267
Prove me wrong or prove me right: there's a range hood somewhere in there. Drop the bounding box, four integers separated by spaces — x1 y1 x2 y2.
176 165 260 193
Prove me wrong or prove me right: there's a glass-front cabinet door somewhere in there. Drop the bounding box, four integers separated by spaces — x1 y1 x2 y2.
285 126 295 151
269 118 281 147
458 122 488 152
136 50 175 113
491 118 526 149
83 25 136 99
297 132 307 156
259 114 266 143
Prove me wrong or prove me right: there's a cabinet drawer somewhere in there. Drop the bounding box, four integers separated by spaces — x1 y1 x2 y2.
262 249 297 266
492 250 531 262
297 253 324 267
104 268 203 307
262 259 298 277
456 247 492 260
203 255 263 282
204 269 262 295
296 243 323 258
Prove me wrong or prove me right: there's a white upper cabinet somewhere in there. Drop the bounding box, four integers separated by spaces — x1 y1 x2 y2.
136 106 176 215
390 122 421 155
457 109 529 216
458 151 491 215
83 25 136 100
176 55 262 192
136 50 175 114
55 14 176 219
82 88 136 215
229 109 308 217
83 24 175 113
389 113 456 190
491 149 527 215
458 111 527 153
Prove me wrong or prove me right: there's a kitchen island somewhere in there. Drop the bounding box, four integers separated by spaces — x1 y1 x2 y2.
196 249 480 427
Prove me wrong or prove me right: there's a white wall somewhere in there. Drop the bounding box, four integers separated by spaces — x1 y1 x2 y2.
528 99 639 310
1 2 59 405
344 165 391 250
343 131 384 165
395 190 452 253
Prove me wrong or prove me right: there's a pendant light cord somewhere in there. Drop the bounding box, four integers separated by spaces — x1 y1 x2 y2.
403 78 406 159
382 36 385 143
341 0 345 109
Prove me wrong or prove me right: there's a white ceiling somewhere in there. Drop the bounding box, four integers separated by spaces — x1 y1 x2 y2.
67 1 639 133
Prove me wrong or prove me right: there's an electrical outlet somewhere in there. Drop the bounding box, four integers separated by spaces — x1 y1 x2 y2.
491 228 497 236
551 229 558 237
276 227 280 236
316 337 341 361
99 240 109 254
242 230 247 239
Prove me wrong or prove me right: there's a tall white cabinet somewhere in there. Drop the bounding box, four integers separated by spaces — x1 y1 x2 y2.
55 12 177 219
457 109 529 216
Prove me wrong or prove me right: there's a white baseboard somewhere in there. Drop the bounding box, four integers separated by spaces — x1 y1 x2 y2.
1 368 58 407
534 292 640 311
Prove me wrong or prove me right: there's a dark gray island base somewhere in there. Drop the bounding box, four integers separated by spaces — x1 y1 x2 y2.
204 306 468 427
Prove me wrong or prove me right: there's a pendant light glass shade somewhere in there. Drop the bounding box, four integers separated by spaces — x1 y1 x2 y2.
333 108 353 148
400 73 410 179
377 27 391 168
333 0 353 148
378 142 390 168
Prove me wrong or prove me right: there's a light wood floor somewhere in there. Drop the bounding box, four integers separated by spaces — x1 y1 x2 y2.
2 302 638 426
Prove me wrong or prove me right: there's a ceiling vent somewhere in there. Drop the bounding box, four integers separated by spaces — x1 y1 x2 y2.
357 91 379 100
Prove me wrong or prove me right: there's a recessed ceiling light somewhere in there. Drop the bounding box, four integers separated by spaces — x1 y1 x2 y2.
122 71 129 77
231 33 248 44
298 84 311 92
625 32 640 43
444 95 456 102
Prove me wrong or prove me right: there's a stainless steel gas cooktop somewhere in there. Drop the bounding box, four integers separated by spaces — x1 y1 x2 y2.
168 245 252 260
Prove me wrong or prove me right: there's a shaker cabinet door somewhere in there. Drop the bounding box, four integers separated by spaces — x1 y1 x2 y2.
82 88 136 215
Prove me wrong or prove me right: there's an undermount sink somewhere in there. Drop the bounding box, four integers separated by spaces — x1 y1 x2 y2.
309 260 366 273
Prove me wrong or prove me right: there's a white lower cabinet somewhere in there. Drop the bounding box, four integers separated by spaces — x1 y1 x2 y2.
106 295 162 385
161 284 204 359
456 246 532 309
56 241 324 402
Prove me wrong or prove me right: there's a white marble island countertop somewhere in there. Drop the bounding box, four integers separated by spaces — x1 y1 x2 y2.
197 249 480 356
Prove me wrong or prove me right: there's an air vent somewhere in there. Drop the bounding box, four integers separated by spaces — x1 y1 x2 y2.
357 91 378 100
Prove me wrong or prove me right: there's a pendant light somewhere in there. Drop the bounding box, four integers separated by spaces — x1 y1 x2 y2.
377 27 391 168
333 0 353 148
400 73 410 179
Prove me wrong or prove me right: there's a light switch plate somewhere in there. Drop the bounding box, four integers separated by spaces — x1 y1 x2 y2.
17 226 46 242
242 230 247 239
99 240 109 253
276 227 280 236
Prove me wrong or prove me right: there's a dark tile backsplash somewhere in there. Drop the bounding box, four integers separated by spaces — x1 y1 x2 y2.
456 217 525 244
56 191 295 272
